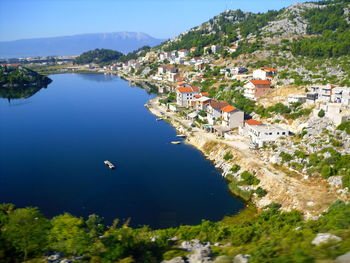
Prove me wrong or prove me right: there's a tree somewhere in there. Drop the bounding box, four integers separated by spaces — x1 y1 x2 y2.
49 213 89 255
321 165 332 178
3 207 49 261
318 109 325 118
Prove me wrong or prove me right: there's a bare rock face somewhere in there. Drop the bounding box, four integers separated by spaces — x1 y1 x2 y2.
311 233 342 246
335 251 350 263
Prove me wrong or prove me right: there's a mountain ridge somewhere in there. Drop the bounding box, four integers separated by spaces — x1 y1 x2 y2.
0 32 165 58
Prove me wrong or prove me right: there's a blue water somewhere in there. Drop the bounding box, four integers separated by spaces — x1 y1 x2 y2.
0 73 244 228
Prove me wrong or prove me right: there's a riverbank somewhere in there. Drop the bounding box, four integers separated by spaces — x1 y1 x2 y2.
146 96 347 219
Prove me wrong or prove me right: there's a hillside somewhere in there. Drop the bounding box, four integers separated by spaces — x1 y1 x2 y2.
0 32 165 58
75 48 124 65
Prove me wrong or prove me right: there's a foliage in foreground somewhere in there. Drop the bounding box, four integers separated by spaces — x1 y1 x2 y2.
0 201 350 262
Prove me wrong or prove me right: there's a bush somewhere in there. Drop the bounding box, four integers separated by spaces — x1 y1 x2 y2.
321 165 332 178
240 171 260 185
223 152 234 161
337 121 350 135
230 164 241 173
280 152 293 163
318 109 325 118
255 187 267 197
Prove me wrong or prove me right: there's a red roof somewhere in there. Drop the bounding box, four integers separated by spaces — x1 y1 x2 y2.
201 92 209 96
245 119 263 126
179 49 188 52
209 100 228 110
250 80 271 86
178 86 200 93
221 105 237 113
261 67 278 72
194 95 202 98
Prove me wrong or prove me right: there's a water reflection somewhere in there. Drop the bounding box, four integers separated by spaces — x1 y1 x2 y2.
0 84 49 101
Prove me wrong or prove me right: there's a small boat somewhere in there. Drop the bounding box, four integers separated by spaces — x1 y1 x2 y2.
171 141 181 145
156 118 163 121
104 160 115 169
176 134 186 138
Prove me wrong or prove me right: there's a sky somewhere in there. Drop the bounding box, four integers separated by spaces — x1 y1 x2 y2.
0 0 310 42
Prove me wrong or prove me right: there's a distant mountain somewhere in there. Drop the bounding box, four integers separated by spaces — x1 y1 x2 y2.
0 32 165 58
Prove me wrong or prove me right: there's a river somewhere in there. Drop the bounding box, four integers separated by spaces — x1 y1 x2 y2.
0 73 244 228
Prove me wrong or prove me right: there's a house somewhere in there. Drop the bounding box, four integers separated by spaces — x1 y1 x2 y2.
168 72 181 82
211 45 221 54
288 94 307 104
207 100 228 125
319 103 350 126
253 67 278 80
241 119 289 148
243 80 271 100
178 49 189 58
176 86 200 107
221 105 244 129
191 96 211 111
228 46 238 53
190 47 198 52
307 84 335 102
332 87 350 105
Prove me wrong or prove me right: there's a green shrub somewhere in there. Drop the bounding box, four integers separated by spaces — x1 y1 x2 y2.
230 165 241 173
240 171 260 185
318 109 325 118
223 152 234 161
255 187 267 197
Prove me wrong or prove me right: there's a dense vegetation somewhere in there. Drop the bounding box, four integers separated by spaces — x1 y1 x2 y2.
0 66 51 87
1 201 349 262
75 49 123 65
118 46 151 63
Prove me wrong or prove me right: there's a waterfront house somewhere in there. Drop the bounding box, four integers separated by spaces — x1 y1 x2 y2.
207 100 228 125
253 67 278 80
244 80 271 100
240 119 289 148
191 96 212 111
221 105 244 129
176 86 200 107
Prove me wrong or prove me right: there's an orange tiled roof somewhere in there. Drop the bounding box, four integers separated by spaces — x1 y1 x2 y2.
250 80 271 86
179 49 188 52
245 119 263 125
261 67 278 72
201 92 209 96
221 105 237 113
194 95 202 98
178 86 200 93
177 81 187 86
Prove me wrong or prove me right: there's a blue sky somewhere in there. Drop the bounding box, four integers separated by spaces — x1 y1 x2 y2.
0 0 309 42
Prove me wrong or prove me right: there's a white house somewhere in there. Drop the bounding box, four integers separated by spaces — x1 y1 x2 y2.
319 103 350 126
211 45 221 54
228 46 238 53
241 119 289 148
253 67 278 80
221 105 244 129
190 95 211 111
308 84 335 102
288 94 307 104
178 49 189 58
176 86 200 107
332 87 350 106
207 100 228 125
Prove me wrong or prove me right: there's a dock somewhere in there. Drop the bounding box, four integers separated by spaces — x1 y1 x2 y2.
171 141 181 145
104 160 115 169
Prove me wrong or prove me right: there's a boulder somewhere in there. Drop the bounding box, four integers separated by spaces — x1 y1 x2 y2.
233 254 250 263
311 233 342 246
335 251 350 263
213 255 232 263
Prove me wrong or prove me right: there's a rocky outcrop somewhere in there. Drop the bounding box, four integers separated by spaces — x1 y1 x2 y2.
311 233 342 246
335 251 350 263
